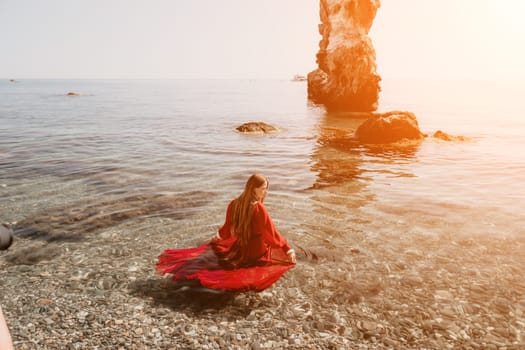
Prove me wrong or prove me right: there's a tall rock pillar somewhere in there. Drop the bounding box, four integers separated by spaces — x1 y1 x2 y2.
308 0 381 112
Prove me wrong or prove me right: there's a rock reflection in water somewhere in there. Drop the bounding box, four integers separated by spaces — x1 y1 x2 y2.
309 113 420 197
298 113 422 262
309 114 366 191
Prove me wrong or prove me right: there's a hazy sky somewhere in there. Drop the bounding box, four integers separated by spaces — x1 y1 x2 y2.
1 0 524 81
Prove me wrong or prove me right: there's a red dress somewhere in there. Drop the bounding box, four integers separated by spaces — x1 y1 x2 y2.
156 201 295 292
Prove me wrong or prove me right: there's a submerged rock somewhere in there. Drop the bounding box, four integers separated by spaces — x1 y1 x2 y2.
5 243 61 265
13 191 211 242
433 130 468 142
355 111 425 144
308 0 381 112
236 122 281 134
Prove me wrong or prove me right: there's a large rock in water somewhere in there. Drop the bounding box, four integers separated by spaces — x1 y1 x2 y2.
355 111 425 144
308 0 381 112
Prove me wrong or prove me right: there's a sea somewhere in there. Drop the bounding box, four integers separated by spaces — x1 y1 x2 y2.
0 78 524 249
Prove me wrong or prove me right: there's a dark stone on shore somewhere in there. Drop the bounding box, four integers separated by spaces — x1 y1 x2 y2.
355 111 425 144
236 122 281 134
0 224 14 250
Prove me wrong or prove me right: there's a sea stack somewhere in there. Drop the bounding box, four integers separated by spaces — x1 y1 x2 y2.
308 0 381 112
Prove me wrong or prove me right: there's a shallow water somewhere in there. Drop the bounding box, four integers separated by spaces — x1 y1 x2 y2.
1 78 524 246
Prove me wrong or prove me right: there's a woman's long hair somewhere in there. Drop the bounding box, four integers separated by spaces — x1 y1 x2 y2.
230 174 268 250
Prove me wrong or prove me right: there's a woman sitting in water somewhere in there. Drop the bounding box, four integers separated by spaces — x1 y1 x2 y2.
156 174 296 292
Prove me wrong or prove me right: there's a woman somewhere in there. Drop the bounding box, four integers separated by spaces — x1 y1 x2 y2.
156 174 296 292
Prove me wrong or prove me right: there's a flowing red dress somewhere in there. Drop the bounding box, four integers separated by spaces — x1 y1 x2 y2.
156 201 295 292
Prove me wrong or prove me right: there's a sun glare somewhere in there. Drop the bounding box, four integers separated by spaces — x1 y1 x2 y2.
488 0 525 35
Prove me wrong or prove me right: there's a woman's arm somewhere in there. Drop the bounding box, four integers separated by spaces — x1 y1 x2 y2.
215 200 234 240
253 203 294 257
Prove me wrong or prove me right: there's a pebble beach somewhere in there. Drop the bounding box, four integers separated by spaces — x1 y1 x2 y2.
2 211 524 349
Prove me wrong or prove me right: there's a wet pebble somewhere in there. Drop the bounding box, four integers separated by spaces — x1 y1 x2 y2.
2 227 524 349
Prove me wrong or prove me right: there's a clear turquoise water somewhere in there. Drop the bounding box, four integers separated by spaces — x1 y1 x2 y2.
0 79 524 243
